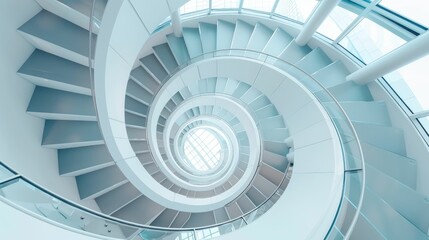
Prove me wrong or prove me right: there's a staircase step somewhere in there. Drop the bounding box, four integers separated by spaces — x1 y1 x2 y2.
252 173 277 198
323 101 391 126
236 194 256 213
150 209 179 227
312 60 349 88
214 207 229 223
166 34 190 66
246 22 273 55
95 182 142 215
366 164 429 234
35 0 107 33
125 96 149 117
140 54 168 83
183 27 203 58
183 212 216 228
255 104 279 121
261 128 289 142
27 86 95 120
231 20 254 49
76 165 127 200
125 112 147 128
262 28 293 57
19 10 94 66
217 20 235 50
199 22 217 53
295 47 332 75
264 141 289 156
261 150 288 172
170 212 191 228
130 66 160 94
126 80 154 105
42 120 103 148
112 195 165 225
319 81 373 102
279 41 312 64
58 145 114 176
18 49 91 95
353 122 406 155
153 43 178 73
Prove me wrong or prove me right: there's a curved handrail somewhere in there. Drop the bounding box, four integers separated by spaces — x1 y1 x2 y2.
0 47 364 240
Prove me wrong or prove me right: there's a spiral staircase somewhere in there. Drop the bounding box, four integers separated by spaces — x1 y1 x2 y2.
1 0 428 239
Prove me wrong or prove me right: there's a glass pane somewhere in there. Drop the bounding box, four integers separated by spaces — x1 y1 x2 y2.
418 117 429 134
275 0 319 23
380 0 429 27
339 18 406 63
180 0 210 14
212 0 240 9
242 0 276 12
0 179 139 239
384 55 429 113
0 163 15 182
317 6 358 40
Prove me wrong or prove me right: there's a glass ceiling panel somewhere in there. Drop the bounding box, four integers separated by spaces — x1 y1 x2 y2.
384 55 429 113
380 0 429 27
274 0 319 23
183 129 222 172
180 0 210 14
339 17 406 63
212 0 241 9
317 6 358 41
242 0 276 12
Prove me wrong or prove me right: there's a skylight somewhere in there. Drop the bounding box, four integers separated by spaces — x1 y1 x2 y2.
183 128 223 172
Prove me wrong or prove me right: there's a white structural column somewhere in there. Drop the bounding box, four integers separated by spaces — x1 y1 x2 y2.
171 10 183 37
347 30 429 84
295 0 340 46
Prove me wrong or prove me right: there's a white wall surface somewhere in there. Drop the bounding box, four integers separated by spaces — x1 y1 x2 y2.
0 0 99 210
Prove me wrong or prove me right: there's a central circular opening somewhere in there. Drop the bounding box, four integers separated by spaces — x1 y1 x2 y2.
183 128 223 172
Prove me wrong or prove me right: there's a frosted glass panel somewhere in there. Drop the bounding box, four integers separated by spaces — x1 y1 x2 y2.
180 0 210 14
242 0 276 12
339 18 406 63
275 0 319 23
212 0 240 9
380 0 429 27
317 6 358 40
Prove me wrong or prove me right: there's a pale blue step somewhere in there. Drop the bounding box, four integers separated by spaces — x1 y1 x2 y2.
259 115 286 130
136 152 154 165
184 212 216 228
236 195 256 213
95 182 142 215
262 28 293 57
18 10 95 66
279 41 311 64
151 209 179 227
153 43 178 73
125 112 146 128
217 20 235 50
126 80 154 105
252 174 277 197
363 167 429 239
240 87 262 105
231 20 254 49
56 0 107 22
249 95 271 111
18 49 91 95
312 60 349 88
245 186 266 206
349 213 385 240
130 140 149 154
295 47 332 75
255 104 279 121
76 165 127 200
214 207 229 223
259 162 284 186
183 27 203 58
42 120 103 148
58 145 113 176
323 101 391 125
261 128 289 142
130 67 160 94
264 141 289 156
261 150 288 173
363 142 416 189
353 122 406 155
166 34 190 66
27 86 95 121
126 126 147 140
170 212 191 228
125 96 149 117
246 23 273 53
112 195 165 225
318 81 373 102
199 22 217 53
232 82 251 98
140 54 168 83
